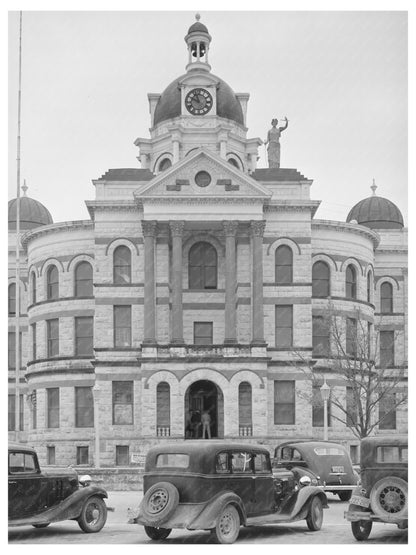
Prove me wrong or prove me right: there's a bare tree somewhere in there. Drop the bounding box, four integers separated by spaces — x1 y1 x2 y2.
295 307 407 439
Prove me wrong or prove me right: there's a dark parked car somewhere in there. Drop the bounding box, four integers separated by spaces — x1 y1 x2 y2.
345 435 408 541
8 443 108 532
128 441 328 544
274 441 359 501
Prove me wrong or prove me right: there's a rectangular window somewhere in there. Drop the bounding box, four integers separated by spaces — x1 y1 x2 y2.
114 305 132 347
116 445 129 466
346 386 358 427
350 445 359 465
379 393 397 430
31 392 37 430
8 332 22 370
274 381 295 425
47 388 60 428
47 318 59 357
31 323 37 360
312 385 331 427
194 322 213 345
275 305 293 347
380 330 395 367
8 394 23 431
75 316 94 356
47 446 56 465
76 446 89 465
112 381 133 425
75 386 94 428
312 316 329 355
346 317 357 356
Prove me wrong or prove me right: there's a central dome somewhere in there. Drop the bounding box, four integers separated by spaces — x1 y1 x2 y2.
8 195 53 230
153 74 245 127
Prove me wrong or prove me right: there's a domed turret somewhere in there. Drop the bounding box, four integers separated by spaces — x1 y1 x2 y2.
346 180 404 230
8 183 53 230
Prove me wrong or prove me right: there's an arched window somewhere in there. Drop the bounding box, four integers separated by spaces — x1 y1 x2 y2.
228 158 239 169
75 261 93 297
346 265 357 299
30 272 36 305
312 261 330 297
46 265 59 300
275 245 293 284
380 282 393 314
113 246 131 284
8 283 16 315
156 382 170 436
158 158 172 172
367 271 372 303
238 382 252 436
189 242 217 289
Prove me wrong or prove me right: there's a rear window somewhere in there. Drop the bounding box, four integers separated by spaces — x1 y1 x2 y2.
156 453 189 468
314 447 345 456
377 446 408 463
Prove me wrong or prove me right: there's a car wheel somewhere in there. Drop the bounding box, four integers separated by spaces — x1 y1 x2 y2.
351 520 372 541
338 491 352 502
306 496 323 531
144 526 172 540
211 504 240 544
370 477 408 519
141 482 179 525
32 524 50 529
77 495 107 533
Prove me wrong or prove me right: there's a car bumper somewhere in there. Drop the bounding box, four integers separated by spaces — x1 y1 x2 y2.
324 485 355 491
345 509 407 524
129 503 207 530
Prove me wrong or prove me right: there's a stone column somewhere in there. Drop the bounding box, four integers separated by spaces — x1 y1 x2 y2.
141 220 157 344
251 220 266 344
223 220 238 344
170 221 185 344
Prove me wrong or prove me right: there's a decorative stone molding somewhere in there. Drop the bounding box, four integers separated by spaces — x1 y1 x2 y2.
169 220 185 237
250 220 266 237
141 220 157 237
21 220 94 250
222 220 239 236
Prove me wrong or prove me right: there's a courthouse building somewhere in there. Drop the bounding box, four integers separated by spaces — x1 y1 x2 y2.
8 16 407 468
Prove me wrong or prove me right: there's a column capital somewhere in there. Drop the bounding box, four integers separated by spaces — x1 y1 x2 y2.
222 220 239 237
141 220 157 237
250 220 266 237
169 220 185 237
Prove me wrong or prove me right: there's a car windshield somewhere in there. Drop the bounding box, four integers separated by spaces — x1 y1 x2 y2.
376 446 408 463
156 453 189 468
9 452 37 473
314 447 345 456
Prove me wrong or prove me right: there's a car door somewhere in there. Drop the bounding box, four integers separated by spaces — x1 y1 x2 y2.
227 451 256 515
8 450 45 520
252 452 275 515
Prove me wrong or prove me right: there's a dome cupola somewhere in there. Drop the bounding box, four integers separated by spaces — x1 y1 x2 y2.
8 182 53 230
346 180 404 230
185 13 212 72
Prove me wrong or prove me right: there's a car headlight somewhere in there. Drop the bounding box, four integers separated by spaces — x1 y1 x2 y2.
79 474 92 487
299 475 312 487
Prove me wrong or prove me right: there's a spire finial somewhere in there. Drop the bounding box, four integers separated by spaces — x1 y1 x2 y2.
195 13 201 21
21 179 28 196
371 178 377 196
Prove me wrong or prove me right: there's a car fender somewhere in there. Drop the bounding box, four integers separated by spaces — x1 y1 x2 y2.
289 487 328 520
188 491 247 530
10 485 108 527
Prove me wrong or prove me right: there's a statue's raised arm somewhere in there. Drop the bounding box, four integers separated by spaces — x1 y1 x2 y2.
279 116 289 132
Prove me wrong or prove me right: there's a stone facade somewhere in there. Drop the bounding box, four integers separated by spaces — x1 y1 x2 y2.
8 17 407 472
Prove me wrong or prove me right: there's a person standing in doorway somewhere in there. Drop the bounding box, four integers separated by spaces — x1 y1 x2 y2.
191 409 201 438
201 410 211 439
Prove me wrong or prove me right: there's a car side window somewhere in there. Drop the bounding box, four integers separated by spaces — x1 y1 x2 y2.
281 447 292 461
9 452 37 474
216 452 230 474
254 453 270 473
231 452 253 474
292 449 302 461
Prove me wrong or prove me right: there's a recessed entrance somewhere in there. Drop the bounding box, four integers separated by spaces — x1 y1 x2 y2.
185 380 223 439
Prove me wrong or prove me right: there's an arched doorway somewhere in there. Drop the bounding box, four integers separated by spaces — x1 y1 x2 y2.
185 380 223 439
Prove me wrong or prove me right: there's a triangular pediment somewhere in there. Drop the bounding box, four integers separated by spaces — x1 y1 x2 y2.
134 148 271 202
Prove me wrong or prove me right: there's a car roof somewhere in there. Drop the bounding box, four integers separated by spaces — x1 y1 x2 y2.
276 440 347 451
8 442 36 454
147 440 270 457
361 435 408 447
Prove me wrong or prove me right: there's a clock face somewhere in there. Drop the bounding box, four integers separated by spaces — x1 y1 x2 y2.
185 88 213 115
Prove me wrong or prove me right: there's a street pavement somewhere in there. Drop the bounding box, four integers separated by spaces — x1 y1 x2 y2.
8 491 408 545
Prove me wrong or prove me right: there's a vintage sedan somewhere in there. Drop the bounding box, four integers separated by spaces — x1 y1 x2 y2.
8 443 108 532
345 435 408 541
129 441 328 544
274 440 358 501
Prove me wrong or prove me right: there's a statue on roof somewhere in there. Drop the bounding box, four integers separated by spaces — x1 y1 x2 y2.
264 117 288 169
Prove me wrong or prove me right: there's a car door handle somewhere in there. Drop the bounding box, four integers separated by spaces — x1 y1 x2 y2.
9 481 17 484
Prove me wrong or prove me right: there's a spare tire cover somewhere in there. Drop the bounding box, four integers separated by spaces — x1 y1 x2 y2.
369 476 408 519
141 482 180 525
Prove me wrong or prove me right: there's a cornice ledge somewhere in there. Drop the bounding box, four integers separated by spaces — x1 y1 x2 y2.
21 220 94 250
136 196 267 206
312 219 380 247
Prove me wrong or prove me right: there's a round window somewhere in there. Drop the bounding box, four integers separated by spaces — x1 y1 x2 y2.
195 171 211 188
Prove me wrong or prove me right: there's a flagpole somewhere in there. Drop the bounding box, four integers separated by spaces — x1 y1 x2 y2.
15 11 23 440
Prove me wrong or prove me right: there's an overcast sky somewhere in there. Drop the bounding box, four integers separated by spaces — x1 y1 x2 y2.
8 10 408 225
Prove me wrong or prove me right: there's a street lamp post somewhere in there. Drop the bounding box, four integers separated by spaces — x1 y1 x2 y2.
93 383 100 468
320 379 331 441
